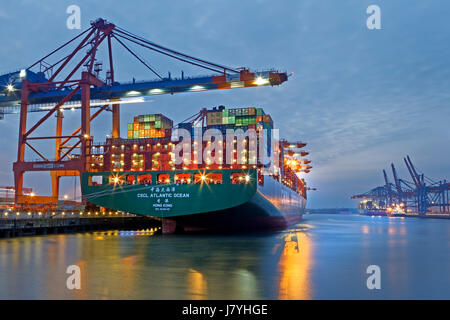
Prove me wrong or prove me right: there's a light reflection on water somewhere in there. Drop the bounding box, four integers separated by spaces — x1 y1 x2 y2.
0 214 449 299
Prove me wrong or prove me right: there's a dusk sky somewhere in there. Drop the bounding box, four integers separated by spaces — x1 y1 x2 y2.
0 0 449 208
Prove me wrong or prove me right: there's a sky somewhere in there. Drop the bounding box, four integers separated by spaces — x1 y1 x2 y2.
0 0 449 208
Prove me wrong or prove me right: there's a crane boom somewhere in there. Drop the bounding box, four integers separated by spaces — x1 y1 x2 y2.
383 169 393 205
404 157 420 188
0 18 288 118
0 69 287 115
391 163 403 203
407 155 423 187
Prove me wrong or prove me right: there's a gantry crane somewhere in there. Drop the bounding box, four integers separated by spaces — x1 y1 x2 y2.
352 155 450 216
0 18 289 207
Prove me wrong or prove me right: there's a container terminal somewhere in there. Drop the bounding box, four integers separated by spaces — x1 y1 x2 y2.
0 18 311 236
351 155 450 219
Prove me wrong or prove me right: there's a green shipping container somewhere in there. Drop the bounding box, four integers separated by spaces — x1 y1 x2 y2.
256 108 263 116
155 121 161 128
222 109 229 117
228 116 235 124
127 123 133 130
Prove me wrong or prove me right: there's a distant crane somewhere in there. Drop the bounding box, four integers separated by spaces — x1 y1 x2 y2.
391 163 402 203
352 155 450 216
383 169 393 205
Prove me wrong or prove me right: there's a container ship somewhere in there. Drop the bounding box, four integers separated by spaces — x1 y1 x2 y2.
81 106 310 233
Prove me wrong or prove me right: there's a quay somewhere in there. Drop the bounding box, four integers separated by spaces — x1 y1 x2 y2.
0 211 160 238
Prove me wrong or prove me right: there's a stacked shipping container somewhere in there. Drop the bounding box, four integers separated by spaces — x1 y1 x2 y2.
89 106 306 196
205 106 273 129
176 106 275 168
127 114 173 139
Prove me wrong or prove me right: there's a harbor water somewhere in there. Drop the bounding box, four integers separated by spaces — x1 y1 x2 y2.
0 214 449 299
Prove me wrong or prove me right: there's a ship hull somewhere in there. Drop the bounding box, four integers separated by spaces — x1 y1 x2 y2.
81 169 305 233
359 209 406 218
167 174 305 233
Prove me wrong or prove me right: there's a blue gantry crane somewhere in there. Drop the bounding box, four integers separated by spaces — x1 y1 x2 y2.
0 18 289 206
352 155 450 216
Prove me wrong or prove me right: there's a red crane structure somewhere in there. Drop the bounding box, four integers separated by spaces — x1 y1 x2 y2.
0 18 288 208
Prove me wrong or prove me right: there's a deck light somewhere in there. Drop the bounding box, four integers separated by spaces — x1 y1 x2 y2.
254 77 269 86
150 88 164 94
127 90 141 96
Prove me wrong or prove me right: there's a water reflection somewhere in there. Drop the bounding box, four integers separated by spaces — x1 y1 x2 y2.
0 226 313 299
277 229 313 299
186 269 207 299
0 215 449 299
